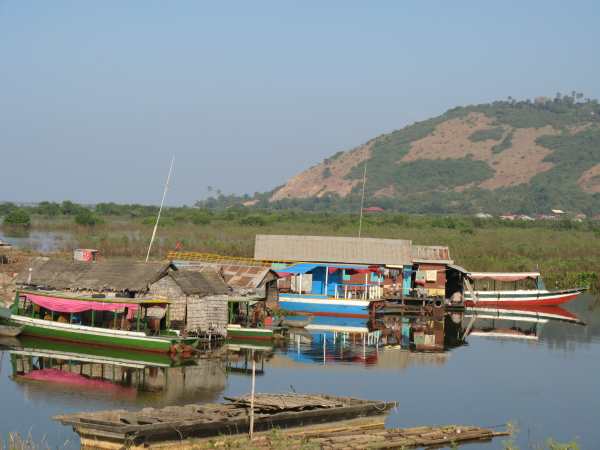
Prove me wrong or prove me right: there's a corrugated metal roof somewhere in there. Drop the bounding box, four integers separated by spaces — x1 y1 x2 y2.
254 235 412 265
171 260 277 292
411 245 453 264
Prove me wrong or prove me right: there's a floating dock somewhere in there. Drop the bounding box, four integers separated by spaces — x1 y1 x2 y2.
55 393 396 448
55 393 509 449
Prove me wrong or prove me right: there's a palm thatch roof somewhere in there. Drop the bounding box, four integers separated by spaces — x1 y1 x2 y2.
16 258 173 293
168 270 230 297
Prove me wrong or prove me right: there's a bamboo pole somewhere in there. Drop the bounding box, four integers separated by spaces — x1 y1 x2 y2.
145 156 175 263
249 349 256 440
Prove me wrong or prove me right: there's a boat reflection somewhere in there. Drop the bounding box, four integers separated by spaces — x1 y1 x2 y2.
1 336 229 405
464 305 585 341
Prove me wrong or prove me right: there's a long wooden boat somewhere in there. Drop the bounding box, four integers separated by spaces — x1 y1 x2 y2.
463 272 583 307
8 290 198 353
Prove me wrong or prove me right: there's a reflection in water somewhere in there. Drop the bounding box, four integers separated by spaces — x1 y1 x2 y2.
0 295 598 449
282 309 466 368
464 305 584 341
1 337 228 407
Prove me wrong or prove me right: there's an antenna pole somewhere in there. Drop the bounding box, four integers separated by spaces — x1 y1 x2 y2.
145 156 175 262
358 162 367 238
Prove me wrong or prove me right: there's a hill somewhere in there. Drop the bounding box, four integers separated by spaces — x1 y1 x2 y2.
264 93 600 215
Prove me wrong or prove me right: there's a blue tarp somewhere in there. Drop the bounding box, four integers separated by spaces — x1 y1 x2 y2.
276 263 321 275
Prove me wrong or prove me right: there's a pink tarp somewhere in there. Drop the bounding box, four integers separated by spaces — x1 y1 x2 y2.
21 369 136 397
24 293 139 315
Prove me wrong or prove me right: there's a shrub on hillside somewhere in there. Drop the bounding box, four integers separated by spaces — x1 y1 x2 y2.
3 209 31 227
74 209 102 226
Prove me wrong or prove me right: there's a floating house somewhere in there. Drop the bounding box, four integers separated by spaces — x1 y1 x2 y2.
254 235 462 318
254 235 413 318
15 258 234 336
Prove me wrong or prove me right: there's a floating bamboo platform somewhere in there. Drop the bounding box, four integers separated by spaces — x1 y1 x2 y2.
72 416 510 449
54 393 396 448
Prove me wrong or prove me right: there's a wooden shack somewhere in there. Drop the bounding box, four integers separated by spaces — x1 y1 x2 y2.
15 258 234 336
148 270 230 335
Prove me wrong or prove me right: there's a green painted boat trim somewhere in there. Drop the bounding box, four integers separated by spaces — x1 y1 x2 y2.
15 336 175 367
10 315 183 353
226 326 274 341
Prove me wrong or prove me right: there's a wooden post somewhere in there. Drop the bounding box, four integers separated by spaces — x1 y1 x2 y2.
113 311 117 329
249 349 256 440
136 307 141 332
91 310 95 327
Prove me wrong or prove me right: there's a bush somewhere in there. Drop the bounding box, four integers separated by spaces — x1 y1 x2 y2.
191 212 212 225
3 209 31 227
74 209 102 226
469 127 504 142
239 215 267 226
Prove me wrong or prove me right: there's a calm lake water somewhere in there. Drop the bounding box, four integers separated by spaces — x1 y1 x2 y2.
1 294 599 449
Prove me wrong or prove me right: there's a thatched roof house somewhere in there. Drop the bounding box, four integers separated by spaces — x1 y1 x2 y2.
16 258 173 294
148 269 232 335
16 258 236 335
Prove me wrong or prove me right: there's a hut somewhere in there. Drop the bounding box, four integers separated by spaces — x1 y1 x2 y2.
148 269 230 334
15 258 233 335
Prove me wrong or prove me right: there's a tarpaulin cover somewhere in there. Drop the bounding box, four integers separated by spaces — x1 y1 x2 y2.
469 272 540 282
25 293 139 314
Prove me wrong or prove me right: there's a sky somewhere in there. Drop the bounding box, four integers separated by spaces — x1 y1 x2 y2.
1 1 599 205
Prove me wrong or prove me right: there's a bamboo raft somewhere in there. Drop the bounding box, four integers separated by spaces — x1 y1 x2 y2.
54 394 396 447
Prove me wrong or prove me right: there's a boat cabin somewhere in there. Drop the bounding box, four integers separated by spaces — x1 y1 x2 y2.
467 272 545 292
13 290 174 335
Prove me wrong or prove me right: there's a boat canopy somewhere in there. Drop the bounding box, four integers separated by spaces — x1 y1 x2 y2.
468 272 541 282
20 291 170 314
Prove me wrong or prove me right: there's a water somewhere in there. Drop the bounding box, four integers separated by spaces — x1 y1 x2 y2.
1 295 599 449
0 230 72 253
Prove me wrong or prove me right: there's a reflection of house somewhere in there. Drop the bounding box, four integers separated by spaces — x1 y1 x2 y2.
15 258 235 334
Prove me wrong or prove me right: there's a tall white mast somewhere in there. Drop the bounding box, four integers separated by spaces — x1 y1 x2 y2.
145 156 175 262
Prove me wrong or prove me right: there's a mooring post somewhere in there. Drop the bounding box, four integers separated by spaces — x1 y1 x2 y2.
249 349 256 440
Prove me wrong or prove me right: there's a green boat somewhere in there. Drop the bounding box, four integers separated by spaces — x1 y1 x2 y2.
7 290 198 354
226 324 274 341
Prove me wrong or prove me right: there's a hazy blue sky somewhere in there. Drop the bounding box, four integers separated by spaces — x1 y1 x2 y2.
1 1 599 205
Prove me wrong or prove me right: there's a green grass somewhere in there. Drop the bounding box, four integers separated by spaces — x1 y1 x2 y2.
15 211 600 293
